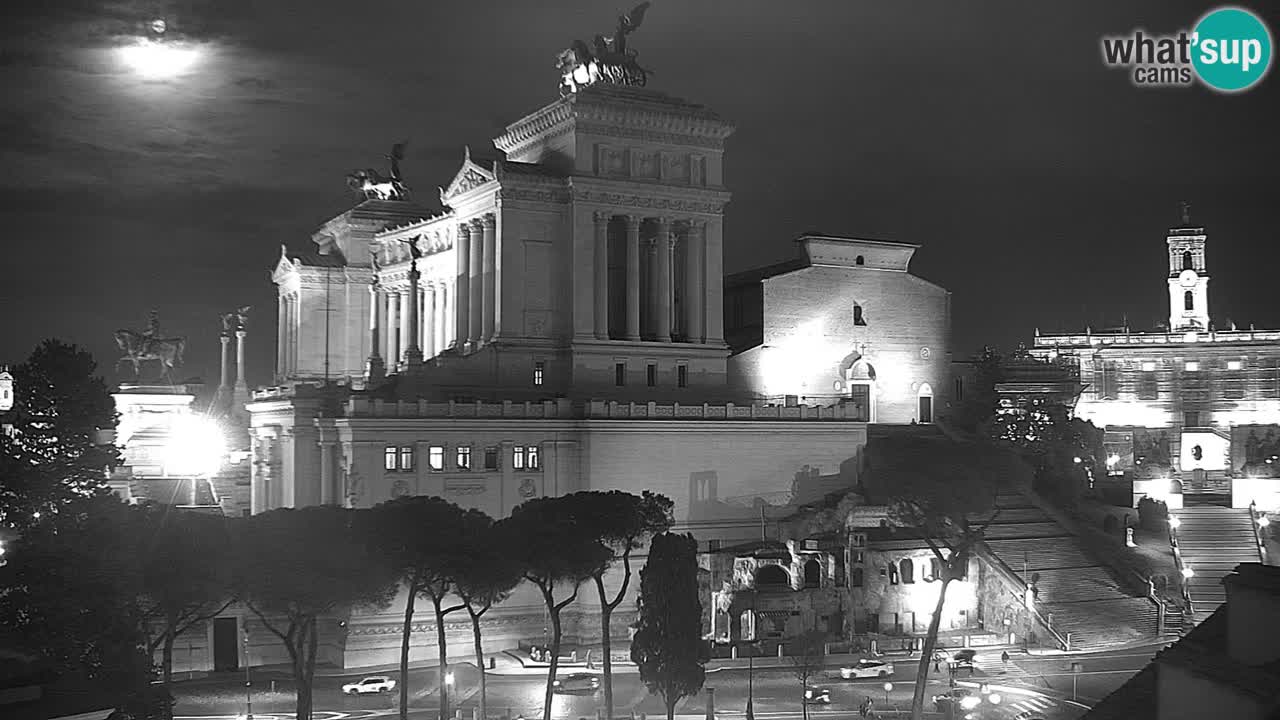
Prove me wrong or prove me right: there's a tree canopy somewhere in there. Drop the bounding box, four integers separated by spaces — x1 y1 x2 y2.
631 532 706 720
1 340 119 529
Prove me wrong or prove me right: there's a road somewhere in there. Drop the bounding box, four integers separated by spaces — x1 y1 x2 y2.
171 644 1165 720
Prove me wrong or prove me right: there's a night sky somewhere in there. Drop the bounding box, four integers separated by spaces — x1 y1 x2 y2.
1 1 1277 390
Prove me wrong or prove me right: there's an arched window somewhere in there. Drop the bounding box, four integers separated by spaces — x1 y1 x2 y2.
756 564 789 588
803 559 822 588
851 567 864 588
853 305 867 326
1185 291 1194 311
899 558 915 584
1183 251 1193 271
855 255 865 266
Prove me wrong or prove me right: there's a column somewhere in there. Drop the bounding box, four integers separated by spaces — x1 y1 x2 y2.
423 284 435 358
655 217 673 342
481 214 497 342
456 224 472 349
219 333 232 393
404 259 422 366
366 285 385 381
382 289 394 363
399 287 414 365
593 212 610 339
275 299 286 379
624 215 641 341
468 218 484 347
235 329 249 392
387 291 401 365
287 295 297 376
319 441 335 505
684 222 705 343
704 217 725 344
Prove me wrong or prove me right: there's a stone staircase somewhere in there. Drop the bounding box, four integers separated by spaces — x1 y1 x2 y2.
1172 505 1262 623
979 494 1159 650
1180 469 1232 497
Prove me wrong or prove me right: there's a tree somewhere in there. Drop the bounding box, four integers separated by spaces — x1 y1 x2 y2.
571 490 673 720
631 532 706 720
789 630 826 720
453 512 523 720
0 494 157 712
0 339 119 530
371 497 487 720
503 496 611 720
859 433 1029 720
236 506 399 720
135 504 236 689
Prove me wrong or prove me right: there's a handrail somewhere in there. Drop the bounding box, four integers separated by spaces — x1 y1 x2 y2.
1249 500 1267 562
973 540 1070 651
1168 518 1195 616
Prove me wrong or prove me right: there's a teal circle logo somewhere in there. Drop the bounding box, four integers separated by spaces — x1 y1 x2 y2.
1192 7 1272 92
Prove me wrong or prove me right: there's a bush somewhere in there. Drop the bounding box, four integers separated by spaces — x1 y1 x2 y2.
1137 497 1169 530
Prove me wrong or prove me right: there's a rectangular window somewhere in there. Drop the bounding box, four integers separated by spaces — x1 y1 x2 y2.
534 361 545 386
398 446 414 472
1228 360 1243 371
678 365 688 388
615 362 626 386
1142 361 1157 372
527 444 540 470
513 446 525 470
484 447 499 470
647 363 656 387
954 377 964 402
456 445 472 470
1185 361 1200 372
428 446 445 471
384 446 397 471
1138 374 1158 401
1102 361 1119 399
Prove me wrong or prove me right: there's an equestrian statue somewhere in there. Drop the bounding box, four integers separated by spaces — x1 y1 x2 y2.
114 310 186 382
557 2 653 95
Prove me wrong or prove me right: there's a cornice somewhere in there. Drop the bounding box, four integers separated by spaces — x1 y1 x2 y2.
569 178 731 216
494 101 576 154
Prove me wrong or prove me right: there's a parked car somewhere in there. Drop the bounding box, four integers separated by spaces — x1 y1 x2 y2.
803 686 831 704
552 673 600 693
840 658 895 678
342 675 396 695
952 648 978 669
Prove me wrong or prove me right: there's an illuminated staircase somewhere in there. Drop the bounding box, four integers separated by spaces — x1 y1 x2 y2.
1173 506 1262 623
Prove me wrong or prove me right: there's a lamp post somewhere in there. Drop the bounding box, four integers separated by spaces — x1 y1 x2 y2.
243 628 253 720
882 682 892 708
444 671 455 720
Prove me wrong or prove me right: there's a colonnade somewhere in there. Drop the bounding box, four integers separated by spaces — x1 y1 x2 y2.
277 291 300 377
593 213 718 343
369 278 456 369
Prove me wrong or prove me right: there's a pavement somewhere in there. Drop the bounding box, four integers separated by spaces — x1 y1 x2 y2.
168 640 1170 720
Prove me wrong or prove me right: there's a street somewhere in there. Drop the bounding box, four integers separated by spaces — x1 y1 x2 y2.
170 643 1165 720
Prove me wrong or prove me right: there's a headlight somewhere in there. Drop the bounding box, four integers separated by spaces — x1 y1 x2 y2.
553 681 561 686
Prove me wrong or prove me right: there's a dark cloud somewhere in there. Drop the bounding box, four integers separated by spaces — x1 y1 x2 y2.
0 0 1277 390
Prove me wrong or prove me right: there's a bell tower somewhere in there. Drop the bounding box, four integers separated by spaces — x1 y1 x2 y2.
1167 203 1210 331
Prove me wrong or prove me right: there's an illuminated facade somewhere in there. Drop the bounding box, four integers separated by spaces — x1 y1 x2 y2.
1032 218 1280 510
233 74 957 670
725 235 951 423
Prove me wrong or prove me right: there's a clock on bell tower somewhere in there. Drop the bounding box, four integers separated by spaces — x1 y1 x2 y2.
1166 206 1209 331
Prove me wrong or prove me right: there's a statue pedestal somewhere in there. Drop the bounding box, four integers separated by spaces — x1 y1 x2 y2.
366 355 386 383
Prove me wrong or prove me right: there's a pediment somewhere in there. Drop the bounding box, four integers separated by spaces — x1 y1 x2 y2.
271 245 299 283
439 147 496 204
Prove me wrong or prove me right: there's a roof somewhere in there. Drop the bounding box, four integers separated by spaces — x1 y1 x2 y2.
292 252 346 268
725 258 808 288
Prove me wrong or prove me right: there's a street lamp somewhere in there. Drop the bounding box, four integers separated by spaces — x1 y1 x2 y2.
1182 566 1195 579
882 682 892 707
243 628 253 720
443 670 455 720
1169 516 1182 530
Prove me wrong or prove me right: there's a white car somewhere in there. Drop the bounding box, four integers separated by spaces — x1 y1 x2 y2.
840 658 895 679
343 675 396 694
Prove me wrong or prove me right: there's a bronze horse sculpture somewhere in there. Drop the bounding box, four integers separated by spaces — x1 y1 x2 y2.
114 329 186 381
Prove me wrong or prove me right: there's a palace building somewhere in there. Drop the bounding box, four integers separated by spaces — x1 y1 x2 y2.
1031 215 1280 511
